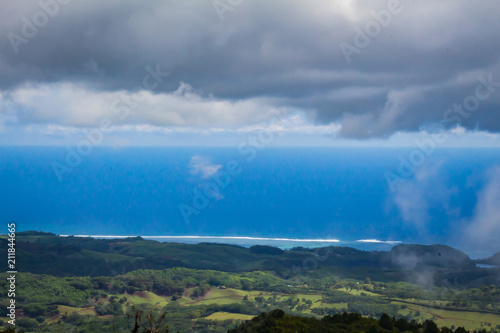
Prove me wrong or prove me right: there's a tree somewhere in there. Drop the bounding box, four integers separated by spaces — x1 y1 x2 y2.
454 328 468 333
395 318 411 331
379 313 393 330
16 318 39 329
0 328 22 333
422 319 439 333
128 309 169 333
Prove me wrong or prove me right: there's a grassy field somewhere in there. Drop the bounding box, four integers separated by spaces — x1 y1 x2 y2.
336 287 381 297
176 288 277 306
46 305 98 324
292 293 323 302
393 301 500 331
58 305 97 316
37 287 498 332
178 288 247 306
175 287 500 331
124 291 170 307
115 287 500 331
12 284 499 332
204 312 256 321
311 302 348 310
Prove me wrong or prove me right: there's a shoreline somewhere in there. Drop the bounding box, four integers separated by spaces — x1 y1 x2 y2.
58 234 402 245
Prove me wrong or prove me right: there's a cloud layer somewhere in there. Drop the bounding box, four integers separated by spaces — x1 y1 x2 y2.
1 0 500 140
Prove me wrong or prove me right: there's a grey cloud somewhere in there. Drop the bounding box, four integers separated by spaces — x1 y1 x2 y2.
1 0 500 137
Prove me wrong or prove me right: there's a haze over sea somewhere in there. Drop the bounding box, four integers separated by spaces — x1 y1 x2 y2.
2 147 499 258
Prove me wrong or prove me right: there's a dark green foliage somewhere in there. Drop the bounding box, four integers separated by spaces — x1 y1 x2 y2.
130 309 169 333
390 244 475 269
423 319 440 333
395 317 411 331
230 311 471 333
228 311 382 333
379 313 393 330
22 303 46 317
190 284 210 298
95 299 123 316
16 317 39 329
4 232 497 288
0 328 22 333
1 233 498 332
249 245 285 255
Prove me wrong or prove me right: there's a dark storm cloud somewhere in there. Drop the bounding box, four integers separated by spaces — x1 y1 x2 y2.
1 0 500 137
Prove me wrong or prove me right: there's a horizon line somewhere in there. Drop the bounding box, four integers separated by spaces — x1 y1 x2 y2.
58 234 402 244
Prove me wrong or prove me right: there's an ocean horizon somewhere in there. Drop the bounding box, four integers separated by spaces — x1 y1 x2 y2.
3 147 500 258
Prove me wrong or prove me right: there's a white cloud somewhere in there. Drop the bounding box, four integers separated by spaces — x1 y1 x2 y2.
463 166 500 250
0 81 348 141
2 82 286 128
189 156 222 179
389 161 459 230
357 239 402 244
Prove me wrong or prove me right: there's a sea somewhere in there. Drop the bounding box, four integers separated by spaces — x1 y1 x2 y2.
1 147 499 258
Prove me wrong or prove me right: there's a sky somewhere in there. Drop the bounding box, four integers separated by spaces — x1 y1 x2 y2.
1 0 500 147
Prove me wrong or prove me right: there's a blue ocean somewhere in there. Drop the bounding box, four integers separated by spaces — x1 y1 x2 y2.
1 147 499 257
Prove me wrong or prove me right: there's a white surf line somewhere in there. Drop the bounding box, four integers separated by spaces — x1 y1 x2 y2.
59 235 340 242
356 239 402 244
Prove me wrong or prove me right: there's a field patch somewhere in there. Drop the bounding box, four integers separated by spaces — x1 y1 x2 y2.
205 312 256 321
337 287 381 297
58 305 97 316
124 291 169 307
392 301 500 331
48 305 97 323
311 302 348 310
180 288 248 306
178 288 274 306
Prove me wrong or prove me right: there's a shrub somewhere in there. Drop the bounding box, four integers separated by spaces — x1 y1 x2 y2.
379 313 393 330
17 318 39 329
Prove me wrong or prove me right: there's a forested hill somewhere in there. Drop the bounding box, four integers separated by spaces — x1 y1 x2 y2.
1 231 499 287
0 310 481 333
478 252 500 266
229 310 476 333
